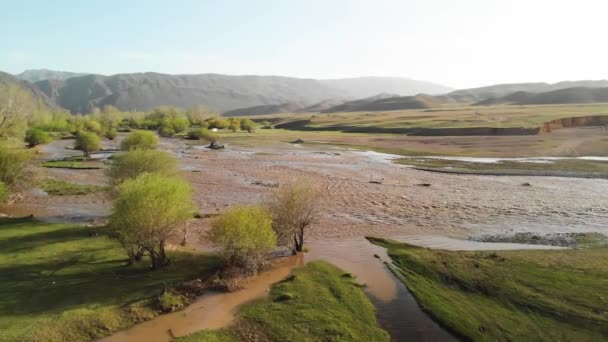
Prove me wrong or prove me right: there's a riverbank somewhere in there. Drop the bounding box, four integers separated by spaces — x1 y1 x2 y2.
0 217 220 342
176 261 390 342
369 237 608 341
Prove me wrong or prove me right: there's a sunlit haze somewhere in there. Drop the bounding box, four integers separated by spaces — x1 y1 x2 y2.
2 0 608 88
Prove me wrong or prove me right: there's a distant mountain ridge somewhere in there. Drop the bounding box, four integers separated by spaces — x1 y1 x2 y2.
475 87 608 106
16 69 89 82
15 71 452 114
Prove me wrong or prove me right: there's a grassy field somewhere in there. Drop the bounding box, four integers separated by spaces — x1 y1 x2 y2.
0 217 220 342
395 157 608 178
177 261 389 342
369 237 608 341
250 103 608 130
39 179 108 195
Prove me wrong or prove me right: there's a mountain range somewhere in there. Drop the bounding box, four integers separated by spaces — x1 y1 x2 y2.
2 69 608 115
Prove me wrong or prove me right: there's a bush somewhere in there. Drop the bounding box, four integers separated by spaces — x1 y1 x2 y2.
0 146 34 186
228 118 240 132
0 181 8 202
158 125 176 137
107 150 178 186
104 128 118 140
74 131 101 158
121 131 158 151
240 119 256 133
110 173 193 268
157 289 188 313
208 206 276 273
25 128 52 147
83 120 103 135
207 117 229 130
186 128 219 142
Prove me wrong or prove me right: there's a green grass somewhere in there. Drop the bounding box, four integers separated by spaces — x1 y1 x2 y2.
39 179 108 196
0 217 220 342
177 261 389 342
395 157 608 178
368 237 608 341
42 160 104 169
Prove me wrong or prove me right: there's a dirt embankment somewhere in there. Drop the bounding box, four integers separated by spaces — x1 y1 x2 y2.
275 120 540 136
277 115 608 136
541 115 608 133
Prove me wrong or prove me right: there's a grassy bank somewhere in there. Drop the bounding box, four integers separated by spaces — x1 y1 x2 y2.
0 217 220 342
368 237 608 341
43 156 105 169
177 261 390 342
39 179 108 196
395 157 608 178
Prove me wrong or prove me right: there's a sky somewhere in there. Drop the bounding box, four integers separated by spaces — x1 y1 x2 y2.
1 0 607 89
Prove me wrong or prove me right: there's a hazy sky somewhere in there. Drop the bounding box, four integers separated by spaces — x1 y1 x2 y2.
1 0 607 88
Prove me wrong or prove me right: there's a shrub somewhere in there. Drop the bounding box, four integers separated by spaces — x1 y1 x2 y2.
74 131 101 158
170 117 190 133
121 131 158 151
157 289 188 312
83 120 103 135
228 118 240 132
208 206 276 273
110 173 193 268
25 128 52 147
0 146 34 186
104 128 118 140
207 117 229 130
0 181 8 202
186 128 219 142
0 84 35 140
107 150 178 186
158 124 176 137
240 119 256 133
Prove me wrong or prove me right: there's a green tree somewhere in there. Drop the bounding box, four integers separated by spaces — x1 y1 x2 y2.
228 118 240 132
110 173 193 269
207 117 229 130
268 182 321 254
107 150 178 187
158 124 176 137
186 128 219 142
208 206 276 273
0 83 36 140
121 131 158 151
74 131 101 158
240 119 256 133
25 128 52 147
0 145 34 186
104 128 118 140
83 120 103 135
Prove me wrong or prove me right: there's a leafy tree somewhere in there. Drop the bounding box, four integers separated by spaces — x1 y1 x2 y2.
208 206 276 273
186 106 217 126
74 131 101 158
0 145 34 186
228 118 240 132
107 150 178 187
170 117 190 133
240 119 256 133
186 128 219 142
83 120 103 135
0 83 36 140
207 117 229 130
25 128 51 147
110 173 193 268
0 181 7 202
105 128 118 140
121 131 158 151
268 182 321 254
158 124 176 137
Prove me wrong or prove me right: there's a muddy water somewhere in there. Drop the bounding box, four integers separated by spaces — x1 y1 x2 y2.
99 255 305 342
99 237 458 342
306 237 457 341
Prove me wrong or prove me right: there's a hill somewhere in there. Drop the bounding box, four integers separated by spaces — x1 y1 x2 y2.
222 102 306 117
29 72 452 114
322 93 457 112
0 71 56 108
476 87 608 106
450 80 608 102
16 69 89 82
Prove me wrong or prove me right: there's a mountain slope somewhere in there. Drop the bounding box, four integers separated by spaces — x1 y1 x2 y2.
450 80 608 102
476 87 608 106
0 71 56 108
30 72 452 114
222 102 306 117
16 69 89 82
